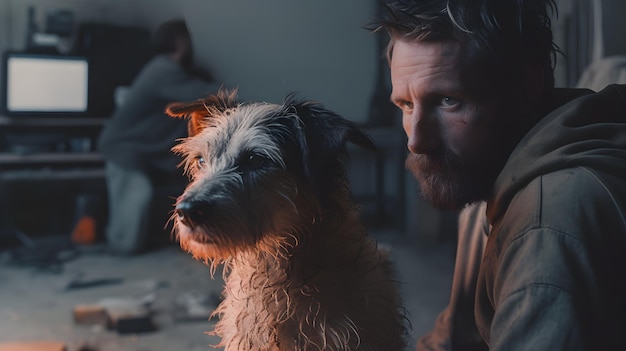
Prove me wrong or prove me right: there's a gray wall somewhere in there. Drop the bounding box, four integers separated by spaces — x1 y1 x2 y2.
183 0 378 121
0 0 379 123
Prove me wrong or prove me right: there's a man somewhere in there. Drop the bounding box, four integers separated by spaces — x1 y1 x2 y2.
98 19 219 255
372 0 626 350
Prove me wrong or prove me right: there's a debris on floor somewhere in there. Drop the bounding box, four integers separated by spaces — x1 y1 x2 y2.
172 290 221 321
73 295 156 334
0 341 66 351
3 234 78 272
65 276 124 291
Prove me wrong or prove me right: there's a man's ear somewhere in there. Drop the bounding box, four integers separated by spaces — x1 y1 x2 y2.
165 88 239 137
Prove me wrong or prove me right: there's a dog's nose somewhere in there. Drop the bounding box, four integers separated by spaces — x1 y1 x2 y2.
175 200 211 228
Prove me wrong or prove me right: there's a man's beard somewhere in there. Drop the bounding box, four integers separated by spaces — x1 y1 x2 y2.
405 150 494 211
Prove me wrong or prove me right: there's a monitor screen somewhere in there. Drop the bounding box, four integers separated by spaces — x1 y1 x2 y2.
2 52 89 115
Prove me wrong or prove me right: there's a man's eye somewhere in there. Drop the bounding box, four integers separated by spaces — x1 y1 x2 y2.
397 100 413 112
441 96 461 108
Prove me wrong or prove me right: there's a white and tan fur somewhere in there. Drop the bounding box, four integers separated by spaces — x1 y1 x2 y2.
166 89 407 350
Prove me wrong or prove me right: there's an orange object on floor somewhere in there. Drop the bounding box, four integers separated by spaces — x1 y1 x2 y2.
71 215 97 245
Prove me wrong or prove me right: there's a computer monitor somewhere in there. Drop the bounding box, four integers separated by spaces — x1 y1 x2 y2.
2 52 89 116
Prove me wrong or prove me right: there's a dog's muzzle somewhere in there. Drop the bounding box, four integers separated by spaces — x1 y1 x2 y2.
175 200 212 228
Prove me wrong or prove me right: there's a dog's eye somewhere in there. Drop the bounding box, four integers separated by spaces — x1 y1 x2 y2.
238 153 266 170
196 156 206 169
246 154 264 168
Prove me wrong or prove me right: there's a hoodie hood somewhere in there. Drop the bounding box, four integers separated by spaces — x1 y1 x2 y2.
487 84 626 223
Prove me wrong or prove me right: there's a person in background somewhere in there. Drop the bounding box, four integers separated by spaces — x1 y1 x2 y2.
97 19 219 255
372 0 626 350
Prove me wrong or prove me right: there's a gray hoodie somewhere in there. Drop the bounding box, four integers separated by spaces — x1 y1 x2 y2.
97 55 218 177
418 84 626 350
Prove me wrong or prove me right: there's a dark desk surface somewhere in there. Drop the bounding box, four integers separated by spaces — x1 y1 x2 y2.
0 151 105 182
0 115 108 127
0 115 107 178
0 168 106 181
0 152 103 165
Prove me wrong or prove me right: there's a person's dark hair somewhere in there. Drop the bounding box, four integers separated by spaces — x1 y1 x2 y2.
152 19 190 54
370 0 559 91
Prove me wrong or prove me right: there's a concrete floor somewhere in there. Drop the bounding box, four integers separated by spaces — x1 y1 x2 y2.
0 233 454 351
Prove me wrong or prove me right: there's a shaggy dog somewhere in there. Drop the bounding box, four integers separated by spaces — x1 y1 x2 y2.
166 89 407 350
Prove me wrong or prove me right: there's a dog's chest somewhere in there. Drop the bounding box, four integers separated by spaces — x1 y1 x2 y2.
213 259 293 349
213 248 384 350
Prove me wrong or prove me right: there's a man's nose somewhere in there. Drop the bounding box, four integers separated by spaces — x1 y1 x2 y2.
403 107 440 154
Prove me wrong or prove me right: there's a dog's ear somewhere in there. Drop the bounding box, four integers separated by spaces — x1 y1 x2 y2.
166 88 239 137
285 93 376 156
165 99 207 137
284 94 376 195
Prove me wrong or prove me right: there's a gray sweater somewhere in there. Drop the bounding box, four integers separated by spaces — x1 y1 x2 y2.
97 55 218 177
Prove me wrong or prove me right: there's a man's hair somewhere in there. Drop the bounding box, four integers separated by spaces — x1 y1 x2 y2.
153 19 190 54
371 0 559 90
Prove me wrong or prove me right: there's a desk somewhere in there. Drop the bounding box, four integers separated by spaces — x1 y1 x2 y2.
0 115 108 241
0 115 108 127
0 116 107 180
0 152 104 179
0 168 105 182
0 114 106 159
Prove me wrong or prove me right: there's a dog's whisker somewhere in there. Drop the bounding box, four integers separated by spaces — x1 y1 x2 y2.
277 191 298 216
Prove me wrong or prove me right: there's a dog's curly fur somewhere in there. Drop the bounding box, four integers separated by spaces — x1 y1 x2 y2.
166 89 408 350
